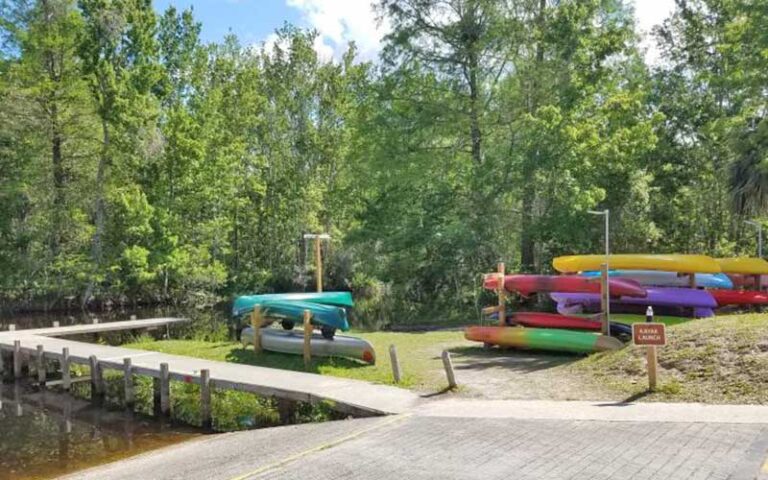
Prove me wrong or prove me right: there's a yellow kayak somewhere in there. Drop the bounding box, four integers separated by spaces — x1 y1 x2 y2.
715 257 768 274
553 254 721 274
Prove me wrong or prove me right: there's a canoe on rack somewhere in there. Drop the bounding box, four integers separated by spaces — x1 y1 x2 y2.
232 292 354 317
715 258 768 275
709 289 768 306
465 326 623 354
482 274 646 297
240 327 375 364
553 254 721 274
581 270 733 289
509 312 632 337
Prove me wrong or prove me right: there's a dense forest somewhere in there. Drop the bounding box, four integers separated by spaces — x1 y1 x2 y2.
0 0 765 323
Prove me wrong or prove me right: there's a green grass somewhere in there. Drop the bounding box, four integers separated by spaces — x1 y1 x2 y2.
125 330 468 391
574 313 768 403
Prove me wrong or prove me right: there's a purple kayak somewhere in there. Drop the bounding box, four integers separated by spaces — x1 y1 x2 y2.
551 287 717 318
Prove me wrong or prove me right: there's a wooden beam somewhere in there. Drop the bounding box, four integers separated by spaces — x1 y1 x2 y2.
251 307 263 354
61 347 71 390
200 369 212 430
13 340 22 379
89 355 104 401
497 262 506 326
600 263 610 335
123 357 134 409
160 362 171 416
441 350 457 389
36 345 46 385
303 310 312 368
389 344 402 383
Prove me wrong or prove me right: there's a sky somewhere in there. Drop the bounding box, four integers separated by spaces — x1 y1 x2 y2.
153 0 677 63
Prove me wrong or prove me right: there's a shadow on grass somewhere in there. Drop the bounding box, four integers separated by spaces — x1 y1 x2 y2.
446 345 582 374
225 347 370 375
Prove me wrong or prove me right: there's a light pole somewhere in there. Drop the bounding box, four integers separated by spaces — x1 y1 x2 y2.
588 209 610 334
745 220 763 258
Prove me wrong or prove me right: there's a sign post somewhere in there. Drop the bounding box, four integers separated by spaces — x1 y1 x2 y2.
632 306 666 391
303 233 331 292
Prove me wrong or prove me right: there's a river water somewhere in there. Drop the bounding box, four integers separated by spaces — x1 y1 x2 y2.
0 308 222 480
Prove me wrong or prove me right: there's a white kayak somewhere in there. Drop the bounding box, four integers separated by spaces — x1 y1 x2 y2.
240 327 376 364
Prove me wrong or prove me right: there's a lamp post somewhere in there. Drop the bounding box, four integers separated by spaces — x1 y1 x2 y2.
745 220 763 258
588 209 610 335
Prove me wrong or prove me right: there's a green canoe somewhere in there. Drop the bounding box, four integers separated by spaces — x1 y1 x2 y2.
258 300 350 332
232 292 354 317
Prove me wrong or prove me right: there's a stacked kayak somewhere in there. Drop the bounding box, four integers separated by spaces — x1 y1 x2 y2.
509 312 632 337
581 270 733 289
551 288 718 318
553 254 722 274
715 257 768 275
727 274 768 289
483 274 646 297
709 289 768 306
240 328 375 364
465 326 623 354
232 291 375 363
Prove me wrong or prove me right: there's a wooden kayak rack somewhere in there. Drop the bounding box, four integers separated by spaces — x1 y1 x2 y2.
251 307 314 368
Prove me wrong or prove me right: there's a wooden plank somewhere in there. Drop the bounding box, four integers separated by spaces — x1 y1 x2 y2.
441 350 457 389
647 345 658 391
6 317 189 337
123 357 134 409
251 308 263 354
303 310 312 368
497 262 506 327
200 369 212 430
389 344 402 383
89 355 104 400
159 362 170 416
13 340 22 379
61 347 71 390
36 345 46 385
600 263 610 335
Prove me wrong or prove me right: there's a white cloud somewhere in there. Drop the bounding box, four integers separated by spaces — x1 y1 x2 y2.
285 0 389 61
633 0 676 65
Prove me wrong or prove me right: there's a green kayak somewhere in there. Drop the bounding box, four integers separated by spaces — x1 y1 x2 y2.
232 292 354 317
257 300 350 332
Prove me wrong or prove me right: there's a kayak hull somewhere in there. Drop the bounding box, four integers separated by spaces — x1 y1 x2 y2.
241 327 375 364
715 258 768 275
464 326 623 354
261 300 350 331
709 289 768 306
727 274 768 289
551 288 717 318
483 274 646 298
510 312 632 337
581 270 733 289
553 254 721 274
232 292 354 317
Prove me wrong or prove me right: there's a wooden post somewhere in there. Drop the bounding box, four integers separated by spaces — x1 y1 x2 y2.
389 344 402 383
93 317 99 324
89 355 104 400
754 274 762 291
152 377 161 416
647 345 658 391
497 262 506 326
200 369 212 430
688 273 696 288
303 310 312 368
13 340 22 379
0 347 5 377
53 321 60 328
61 347 71 390
123 358 134 409
441 350 457 389
276 398 296 424
314 236 323 292
251 307 263 354
8 324 15 331
159 363 170 416
36 345 46 385
600 263 610 335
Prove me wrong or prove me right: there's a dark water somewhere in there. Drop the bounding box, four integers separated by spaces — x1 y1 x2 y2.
0 381 200 480
0 308 224 480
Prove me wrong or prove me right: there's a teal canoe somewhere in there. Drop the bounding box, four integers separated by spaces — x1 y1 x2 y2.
259 300 350 332
232 292 354 317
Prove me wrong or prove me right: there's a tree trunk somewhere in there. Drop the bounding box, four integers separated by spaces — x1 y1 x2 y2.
468 49 482 165
85 118 109 306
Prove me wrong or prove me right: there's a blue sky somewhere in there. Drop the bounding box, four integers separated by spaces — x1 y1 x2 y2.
152 0 676 63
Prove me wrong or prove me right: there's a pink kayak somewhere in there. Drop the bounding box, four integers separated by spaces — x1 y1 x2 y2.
483 274 647 298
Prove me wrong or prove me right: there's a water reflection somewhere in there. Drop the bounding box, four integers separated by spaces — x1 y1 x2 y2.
0 381 199 480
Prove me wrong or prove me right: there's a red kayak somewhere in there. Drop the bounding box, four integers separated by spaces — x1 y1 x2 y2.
710 289 768 306
727 274 768 290
510 312 632 336
483 274 647 298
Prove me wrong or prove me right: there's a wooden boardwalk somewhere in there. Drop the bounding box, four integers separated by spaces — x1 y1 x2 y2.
0 319 419 418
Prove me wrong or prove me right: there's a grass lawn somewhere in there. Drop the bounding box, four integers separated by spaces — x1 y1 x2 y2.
573 313 768 404
125 330 468 392
125 313 768 404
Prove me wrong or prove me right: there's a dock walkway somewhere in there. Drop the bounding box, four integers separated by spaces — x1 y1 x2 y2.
0 319 419 416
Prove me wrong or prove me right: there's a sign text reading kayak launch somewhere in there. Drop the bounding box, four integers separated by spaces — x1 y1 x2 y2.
632 323 666 346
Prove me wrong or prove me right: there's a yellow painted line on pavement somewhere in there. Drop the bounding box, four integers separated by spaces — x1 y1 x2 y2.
228 414 411 480
762 456 768 473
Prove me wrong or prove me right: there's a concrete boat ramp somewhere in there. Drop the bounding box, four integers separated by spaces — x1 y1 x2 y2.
0 319 419 417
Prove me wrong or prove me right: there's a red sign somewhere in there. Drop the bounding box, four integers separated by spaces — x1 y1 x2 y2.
632 323 666 346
